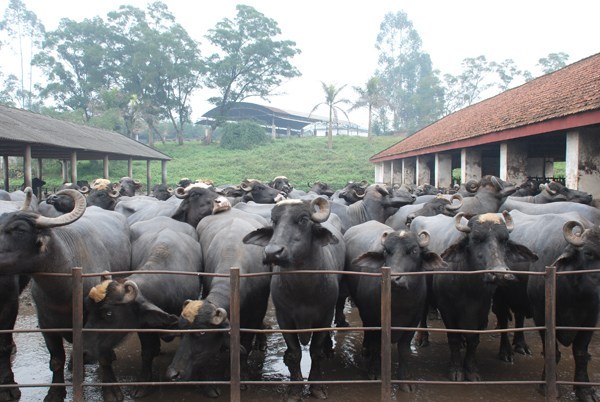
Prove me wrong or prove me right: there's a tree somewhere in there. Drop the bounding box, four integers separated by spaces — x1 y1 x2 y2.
375 11 444 134
0 0 45 109
203 4 301 143
537 52 569 75
350 76 387 145
33 17 113 122
105 2 204 145
310 82 350 150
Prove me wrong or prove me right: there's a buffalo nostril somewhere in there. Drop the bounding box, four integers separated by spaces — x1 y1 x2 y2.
166 367 181 381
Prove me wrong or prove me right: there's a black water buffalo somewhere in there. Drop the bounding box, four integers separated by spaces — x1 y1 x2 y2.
239 179 286 203
386 194 463 230
86 178 121 210
0 188 36 401
84 219 202 401
499 198 600 225
167 209 270 397
331 184 415 233
115 195 181 225
335 180 369 205
457 175 517 218
508 181 592 204
243 198 345 401
526 220 600 401
171 184 232 228
151 184 173 200
343 221 445 391
269 175 294 195
432 212 537 382
308 181 335 197
114 176 142 197
0 189 132 402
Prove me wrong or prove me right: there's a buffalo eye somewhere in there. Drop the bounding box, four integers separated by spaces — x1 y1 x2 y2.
298 216 309 225
102 310 113 320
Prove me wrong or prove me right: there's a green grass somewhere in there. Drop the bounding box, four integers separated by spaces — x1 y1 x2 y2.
10 136 401 192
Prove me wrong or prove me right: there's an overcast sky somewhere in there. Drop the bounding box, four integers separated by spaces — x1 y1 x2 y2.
3 0 600 127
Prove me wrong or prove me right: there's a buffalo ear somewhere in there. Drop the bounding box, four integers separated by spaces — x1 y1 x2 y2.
141 303 179 329
421 251 447 271
351 251 385 272
243 227 274 247
440 238 468 263
312 226 338 247
211 307 228 326
506 241 538 268
550 248 578 271
36 234 51 254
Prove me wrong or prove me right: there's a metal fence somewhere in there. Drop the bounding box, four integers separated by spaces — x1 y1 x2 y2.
2 266 599 401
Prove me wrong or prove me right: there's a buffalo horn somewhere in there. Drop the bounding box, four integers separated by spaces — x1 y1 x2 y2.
454 212 471 233
240 180 253 192
563 221 586 247
491 176 504 191
108 190 120 198
174 186 188 199
310 196 331 223
78 186 90 195
35 189 86 228
445 193 463 211
122 280 139 303
20 187 33 210
545 181 558 195
502 210 514 233
465 179 480 193
417 230 430 248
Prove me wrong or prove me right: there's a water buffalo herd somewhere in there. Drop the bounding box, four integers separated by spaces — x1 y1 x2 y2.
1 175 599 402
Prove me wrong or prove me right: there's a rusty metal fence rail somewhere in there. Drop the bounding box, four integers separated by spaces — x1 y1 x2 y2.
2 265 600 401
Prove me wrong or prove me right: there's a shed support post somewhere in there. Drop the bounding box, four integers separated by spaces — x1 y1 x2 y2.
3 155 8 191
146 160 151 196
271 118 276 140
461 148 481 183
161 160 167 185
24 144 32 189
103 155 109 179
435 153 452 189
37 158 43 181
70 151 78 184
128 157 133 178
61 160 68 183
403 158 416 185
566 129 600 199
500 141 527 184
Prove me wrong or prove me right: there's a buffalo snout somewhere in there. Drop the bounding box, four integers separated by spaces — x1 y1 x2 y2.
264 244 285 264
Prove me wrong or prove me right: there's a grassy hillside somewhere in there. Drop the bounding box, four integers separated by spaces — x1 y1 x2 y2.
22 136 401 192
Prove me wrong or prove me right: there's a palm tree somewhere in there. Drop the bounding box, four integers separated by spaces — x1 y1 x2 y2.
351 76 387 145
310 82 350 150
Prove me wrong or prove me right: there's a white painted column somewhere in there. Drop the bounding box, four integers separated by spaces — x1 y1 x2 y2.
461 148 482 183
499 142 508 181
435 153 452 189
390 160 394 184
403 158 416 185
565 131 579 190
417 155 431 185
374 163 384 183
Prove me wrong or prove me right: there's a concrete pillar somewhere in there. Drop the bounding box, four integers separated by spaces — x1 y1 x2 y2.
128 158 133 178
416 155 431 186
567 129 600 198
392 160 403 184
435 153 452 189
403 158 416 185
103 155 109 179
161 160 168 185
383 161 391 184
70 151 77 184
374 163 384 183
499 143 508 181
146 160 152 196
500 141 528 184
24 145 32 188
3 155 8 191
461 148 482 183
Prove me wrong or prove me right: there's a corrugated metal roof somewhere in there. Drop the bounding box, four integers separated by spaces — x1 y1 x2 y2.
0 105 171 160
370 52 600 163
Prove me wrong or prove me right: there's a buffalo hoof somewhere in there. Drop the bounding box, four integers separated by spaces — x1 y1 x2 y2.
498 349 514 363
413 332 429 348
449 367 464 382
335 320 349 328
399 382 417 393
43 387 67 402
285 385 304 402
576 386 600 402
202 385 221 398
513 342 532 356
102 385 124 402
0 385 20 402
132 384 156 399
254 333 268 351
310 384 328 399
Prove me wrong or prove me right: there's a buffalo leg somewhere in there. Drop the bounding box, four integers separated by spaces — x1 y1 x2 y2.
41 333 67 402
308 331 328 400
447 332 464 381
494 301 513 363
572 331 599 402
0 278 20 402
334 282 349 328
512 312 531 356
282 333 303 402
463 334 481 381
397 331 417 392
132 332 161 398
98 350 123 402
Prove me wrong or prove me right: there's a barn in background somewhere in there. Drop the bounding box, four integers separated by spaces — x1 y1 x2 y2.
369 53 600 199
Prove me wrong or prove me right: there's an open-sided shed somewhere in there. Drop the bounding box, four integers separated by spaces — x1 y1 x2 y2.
0 104 171 192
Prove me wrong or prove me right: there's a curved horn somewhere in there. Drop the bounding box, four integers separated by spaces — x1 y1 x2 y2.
122 280 139 303
417 230 430 248
502 210 514 233
35 189 87 228
133 179 141 185
445 193 463 211
359 180 369 188
491 176 504 191
545 181 558 195
108 190 120 198
563 221 586 247
240 180 253 192
465 179 480 193
175 186 188 199
454 212 471 233
310 197 331 223
20 187 33 210
78 186 90 195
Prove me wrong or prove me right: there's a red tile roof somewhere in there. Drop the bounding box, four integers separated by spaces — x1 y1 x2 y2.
370 52 600 163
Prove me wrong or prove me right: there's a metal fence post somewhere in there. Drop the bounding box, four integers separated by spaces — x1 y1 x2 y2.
71 267 84 402
381 267 392 402
544 266 557 402
229 267 241 402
